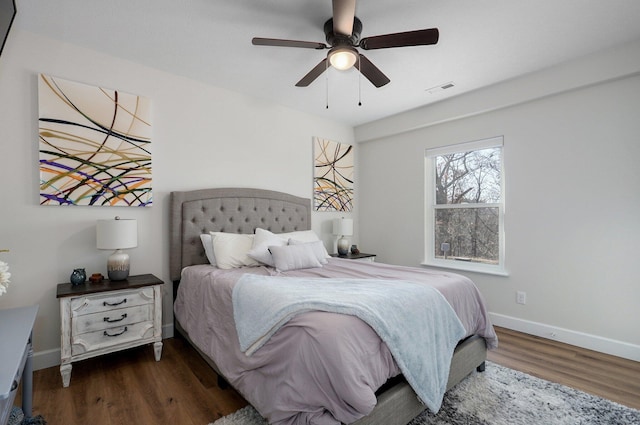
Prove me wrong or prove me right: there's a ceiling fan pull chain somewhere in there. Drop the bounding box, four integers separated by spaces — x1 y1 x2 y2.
358 54 362 106
325 58 330 109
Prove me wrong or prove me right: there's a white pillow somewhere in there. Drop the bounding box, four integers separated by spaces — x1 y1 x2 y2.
200 234 216 266
269 243 323 272
210 232 260 270
288 239 328 264
281 230 330 258
247 228 287 267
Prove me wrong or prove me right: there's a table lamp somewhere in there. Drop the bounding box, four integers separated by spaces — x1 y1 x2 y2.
333 217 353 256
97 217 138 281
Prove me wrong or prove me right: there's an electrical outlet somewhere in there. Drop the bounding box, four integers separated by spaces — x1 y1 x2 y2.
516 291 527 305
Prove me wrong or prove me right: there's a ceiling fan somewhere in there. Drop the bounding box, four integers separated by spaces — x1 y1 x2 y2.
252 0 439 88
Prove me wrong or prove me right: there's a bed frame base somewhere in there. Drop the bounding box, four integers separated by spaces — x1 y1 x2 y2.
176 321 486 425
352 335 486 425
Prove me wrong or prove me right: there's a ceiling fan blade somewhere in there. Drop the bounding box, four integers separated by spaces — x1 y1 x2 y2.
295 58 328 87
332 0 356 35
354 54 390 88
359 28 439 50
252 37 327 50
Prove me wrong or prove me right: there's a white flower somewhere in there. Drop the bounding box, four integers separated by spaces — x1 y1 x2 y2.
0 260 10 297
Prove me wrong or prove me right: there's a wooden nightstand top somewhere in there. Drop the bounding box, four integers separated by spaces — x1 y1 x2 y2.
330 253 376 260
56 273 163 298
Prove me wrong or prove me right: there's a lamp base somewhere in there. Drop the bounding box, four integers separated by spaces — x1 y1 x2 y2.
107 249 130 281
337 237 350 256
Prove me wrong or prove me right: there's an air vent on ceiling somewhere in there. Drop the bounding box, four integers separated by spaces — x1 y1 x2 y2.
425 81 455 94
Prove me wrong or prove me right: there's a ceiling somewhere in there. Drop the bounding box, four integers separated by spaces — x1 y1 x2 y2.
14 0 640 127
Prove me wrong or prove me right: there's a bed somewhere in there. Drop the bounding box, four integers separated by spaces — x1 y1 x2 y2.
170 187 497 425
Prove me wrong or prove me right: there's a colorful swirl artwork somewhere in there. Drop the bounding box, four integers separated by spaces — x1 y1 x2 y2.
313 137 354 212
38 74 152 207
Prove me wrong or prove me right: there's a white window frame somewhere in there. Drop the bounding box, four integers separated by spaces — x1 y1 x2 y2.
423 136 507 276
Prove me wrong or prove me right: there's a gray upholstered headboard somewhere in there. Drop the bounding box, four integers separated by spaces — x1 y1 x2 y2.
169 188 311 282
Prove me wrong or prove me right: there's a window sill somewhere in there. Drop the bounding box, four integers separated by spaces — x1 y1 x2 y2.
421 259 509 277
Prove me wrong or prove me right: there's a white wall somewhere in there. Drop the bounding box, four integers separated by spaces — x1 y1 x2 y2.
2 26 637 371
355 41 640 360
0 30 354 369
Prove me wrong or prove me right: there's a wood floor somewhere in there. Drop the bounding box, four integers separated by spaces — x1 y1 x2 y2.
19 327 640 424
486 327 640 411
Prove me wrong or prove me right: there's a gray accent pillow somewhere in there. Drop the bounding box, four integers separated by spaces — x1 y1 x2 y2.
288 239 329 264
269 243 323 272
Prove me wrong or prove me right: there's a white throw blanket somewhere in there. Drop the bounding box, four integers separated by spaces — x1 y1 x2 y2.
232 274 466 412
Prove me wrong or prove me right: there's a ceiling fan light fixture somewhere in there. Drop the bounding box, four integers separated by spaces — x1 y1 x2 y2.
328 46 358 70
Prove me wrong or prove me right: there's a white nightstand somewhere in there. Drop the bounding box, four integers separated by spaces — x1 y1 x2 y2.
330 253 376 262
56 274 163 387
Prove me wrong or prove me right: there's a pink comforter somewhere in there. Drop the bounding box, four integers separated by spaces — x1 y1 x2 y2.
174 258 497 425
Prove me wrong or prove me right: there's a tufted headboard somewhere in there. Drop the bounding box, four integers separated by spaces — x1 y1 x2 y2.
169 188 311 282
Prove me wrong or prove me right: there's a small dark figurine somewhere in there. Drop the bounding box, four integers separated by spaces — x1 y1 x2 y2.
89 273 104 283
69 268 86 286
351 245 360 255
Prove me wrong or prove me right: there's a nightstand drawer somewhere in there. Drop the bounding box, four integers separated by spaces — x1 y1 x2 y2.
70 287 155 317
71 321 155 356
72 304 152 334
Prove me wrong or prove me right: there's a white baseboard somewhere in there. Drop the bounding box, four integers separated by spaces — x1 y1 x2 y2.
33 348 61 371
163 322 174 339
490 312 640 362
33 322 176 371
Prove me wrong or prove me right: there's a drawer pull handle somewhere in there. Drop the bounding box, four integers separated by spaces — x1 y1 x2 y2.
104 327 128 337
103 298 127 307
11 380 18 391
104 313 127 323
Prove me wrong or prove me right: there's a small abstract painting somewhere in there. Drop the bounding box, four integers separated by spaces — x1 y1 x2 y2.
313 137 353 212
39 74 152 206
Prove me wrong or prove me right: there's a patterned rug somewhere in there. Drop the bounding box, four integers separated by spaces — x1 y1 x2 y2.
210 362 640 425
8 407 46 425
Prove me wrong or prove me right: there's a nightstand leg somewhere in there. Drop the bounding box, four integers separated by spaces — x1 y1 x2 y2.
153 341 163 361
60 363 72 388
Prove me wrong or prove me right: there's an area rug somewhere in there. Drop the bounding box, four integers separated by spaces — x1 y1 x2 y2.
8 407 47 425
210 362 640 425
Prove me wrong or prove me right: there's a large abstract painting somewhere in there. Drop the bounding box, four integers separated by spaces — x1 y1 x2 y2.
313 137 353 212
39 74 152 207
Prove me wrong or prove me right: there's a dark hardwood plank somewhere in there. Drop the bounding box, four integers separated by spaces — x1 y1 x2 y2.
21 337 247 425
19 327 640 424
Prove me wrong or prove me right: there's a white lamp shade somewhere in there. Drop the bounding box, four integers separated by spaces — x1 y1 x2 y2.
97 218 138 250
333 218 353 236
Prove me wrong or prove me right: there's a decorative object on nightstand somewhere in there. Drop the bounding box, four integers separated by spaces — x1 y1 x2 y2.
56 274 163 388
350 244 360 254
89 273 104 283
96 217 137 281
333 217 353 256
69 268 86 286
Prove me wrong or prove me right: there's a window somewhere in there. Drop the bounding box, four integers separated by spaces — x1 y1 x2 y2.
424 137 506 275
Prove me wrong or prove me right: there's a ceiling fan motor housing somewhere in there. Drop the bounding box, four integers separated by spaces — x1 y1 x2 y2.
324 17 363 47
